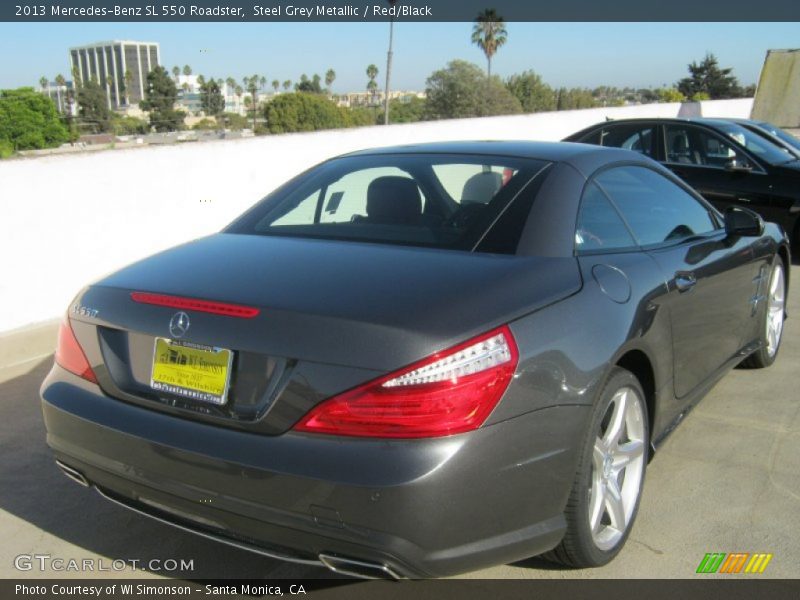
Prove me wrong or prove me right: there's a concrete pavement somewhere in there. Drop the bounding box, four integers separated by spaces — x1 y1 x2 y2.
1 265 797 580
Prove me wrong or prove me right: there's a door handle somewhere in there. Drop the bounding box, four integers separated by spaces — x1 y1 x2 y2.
675 272 696 293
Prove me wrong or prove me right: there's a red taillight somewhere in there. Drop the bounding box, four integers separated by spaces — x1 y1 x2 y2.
55 318 97 383
294 326 519 438
130 292 260 318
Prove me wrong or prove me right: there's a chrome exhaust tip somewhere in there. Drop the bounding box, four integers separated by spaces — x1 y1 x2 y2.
55 460 90 487
318 553 402 580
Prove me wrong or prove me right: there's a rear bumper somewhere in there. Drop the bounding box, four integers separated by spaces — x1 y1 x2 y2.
41 365 589 578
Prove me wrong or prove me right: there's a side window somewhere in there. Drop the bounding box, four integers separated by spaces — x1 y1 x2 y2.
575 182 637 252
665 125 751 169
598 124 655 157
595 166 717 246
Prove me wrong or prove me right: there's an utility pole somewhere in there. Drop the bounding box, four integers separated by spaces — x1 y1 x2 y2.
382 0 397 125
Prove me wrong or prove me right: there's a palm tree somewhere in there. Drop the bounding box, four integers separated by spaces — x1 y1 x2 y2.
39 76 48 93
325 69 336 89
55 74 66 112
272 79 280 93
172 66 180 82
197 74 206 86
282 80 292 91
366 64 379 105
471 9 507 78
124 69 134 104
183 65 192 76
235 85 244 114
106 75 115 109
71 66 82 89
243 75 260 130
259 76 267 90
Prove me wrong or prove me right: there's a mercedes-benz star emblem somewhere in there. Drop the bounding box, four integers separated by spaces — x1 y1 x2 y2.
169 312 190 339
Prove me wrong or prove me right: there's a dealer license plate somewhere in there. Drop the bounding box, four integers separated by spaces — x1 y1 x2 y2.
150 338 233 405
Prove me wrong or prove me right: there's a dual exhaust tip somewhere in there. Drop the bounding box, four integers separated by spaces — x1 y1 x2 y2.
54 460 401 580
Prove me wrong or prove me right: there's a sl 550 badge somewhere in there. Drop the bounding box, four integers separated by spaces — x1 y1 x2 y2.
72 305 99 318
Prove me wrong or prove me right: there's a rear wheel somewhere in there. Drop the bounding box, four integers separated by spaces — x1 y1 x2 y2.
546 367 649 567
741 259 786 369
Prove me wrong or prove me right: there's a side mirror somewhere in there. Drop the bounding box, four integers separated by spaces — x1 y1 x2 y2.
724 158 753 173
724 206 764 237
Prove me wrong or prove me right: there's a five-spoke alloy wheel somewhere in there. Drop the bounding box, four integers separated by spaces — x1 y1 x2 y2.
547 367 649 567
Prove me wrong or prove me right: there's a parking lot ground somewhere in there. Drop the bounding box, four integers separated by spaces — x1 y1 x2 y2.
1 265 798 580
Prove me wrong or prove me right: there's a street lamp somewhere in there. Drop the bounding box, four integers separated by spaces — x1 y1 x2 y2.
383 0 397 125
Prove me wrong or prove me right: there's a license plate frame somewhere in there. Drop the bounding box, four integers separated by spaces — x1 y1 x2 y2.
150 338 234 406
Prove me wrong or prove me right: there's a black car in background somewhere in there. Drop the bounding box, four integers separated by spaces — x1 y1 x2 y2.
564 118 800 250
731 118 800 159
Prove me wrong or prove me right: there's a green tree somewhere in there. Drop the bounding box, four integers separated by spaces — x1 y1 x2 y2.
76 79 112 132
192 118 217 131
39 76 48 92
376 96 427 124
676 53 743 100
183 65 192 76
272 79 280 93
243 75 260 130
471 9 507 78
172 66 180 81
295 74 324 94
0 87 70 153
124 69 134 104
656 87 687 103
200 78 225 122
259 75 267 90
325 69 336 90
555 88 598 110
506 70 557 112
347 106 379 126
220 111 248 130
366 64 379 104
263 92 350 133
54 74 66 113
282 79 292 91
112 114 149 135
140 66 185 132
71 66 82 89
425 60 522 119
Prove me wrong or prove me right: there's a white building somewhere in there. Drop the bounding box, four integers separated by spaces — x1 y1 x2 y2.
69 41 161 109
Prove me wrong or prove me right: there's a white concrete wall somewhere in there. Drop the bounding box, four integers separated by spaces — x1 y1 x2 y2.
0 98 753 333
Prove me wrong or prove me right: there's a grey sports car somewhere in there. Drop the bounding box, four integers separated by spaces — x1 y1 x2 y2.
41 141 790 579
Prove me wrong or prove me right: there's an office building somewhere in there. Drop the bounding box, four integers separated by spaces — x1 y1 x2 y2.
69 41 160 109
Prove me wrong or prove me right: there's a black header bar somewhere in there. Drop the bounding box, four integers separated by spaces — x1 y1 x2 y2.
4 0 800 22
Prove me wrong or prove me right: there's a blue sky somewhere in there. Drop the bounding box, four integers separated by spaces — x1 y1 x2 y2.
1 22 798 91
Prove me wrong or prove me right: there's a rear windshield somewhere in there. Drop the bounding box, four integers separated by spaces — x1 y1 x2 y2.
226 153 550 254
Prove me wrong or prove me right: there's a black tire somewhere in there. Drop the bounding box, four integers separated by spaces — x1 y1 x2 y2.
740 258 787 369
546 367 649 568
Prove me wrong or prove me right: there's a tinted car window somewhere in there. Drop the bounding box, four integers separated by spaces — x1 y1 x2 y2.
665 124 756 169
596 124 655 157
575 182 637 252
595 166 717 246
711 121 793 164
227 154 549 255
